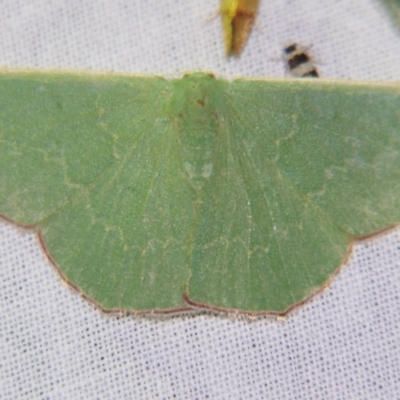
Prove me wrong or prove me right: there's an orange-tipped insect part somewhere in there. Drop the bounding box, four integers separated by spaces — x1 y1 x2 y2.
220 0 259 57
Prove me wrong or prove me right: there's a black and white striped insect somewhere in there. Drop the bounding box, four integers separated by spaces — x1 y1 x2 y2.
283 43 319 78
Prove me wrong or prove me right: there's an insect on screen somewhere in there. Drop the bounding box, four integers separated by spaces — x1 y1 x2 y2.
0 1 400 399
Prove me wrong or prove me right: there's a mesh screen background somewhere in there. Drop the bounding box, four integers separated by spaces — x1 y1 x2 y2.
0 1 400 398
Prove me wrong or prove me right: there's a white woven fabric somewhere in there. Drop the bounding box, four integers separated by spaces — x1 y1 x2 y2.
1 1 400 398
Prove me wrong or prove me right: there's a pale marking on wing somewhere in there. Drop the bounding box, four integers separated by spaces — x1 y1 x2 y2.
313 120 400 157
36 148 84 191
225 104 337 290
226 116 259 274
138 117 182 285
88 117 167 257
237 102 384 241
303 122 400 226
33 93 160 227
212 149 237 277
35 96 169 290
222 122 252 274
227 104 298 302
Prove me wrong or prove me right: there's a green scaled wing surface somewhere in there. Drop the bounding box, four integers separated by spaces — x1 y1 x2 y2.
1 71 400 315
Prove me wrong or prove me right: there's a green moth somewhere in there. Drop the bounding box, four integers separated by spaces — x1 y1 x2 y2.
0 70 399 316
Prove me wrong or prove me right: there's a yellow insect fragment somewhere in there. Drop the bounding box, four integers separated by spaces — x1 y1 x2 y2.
220 0 259 57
